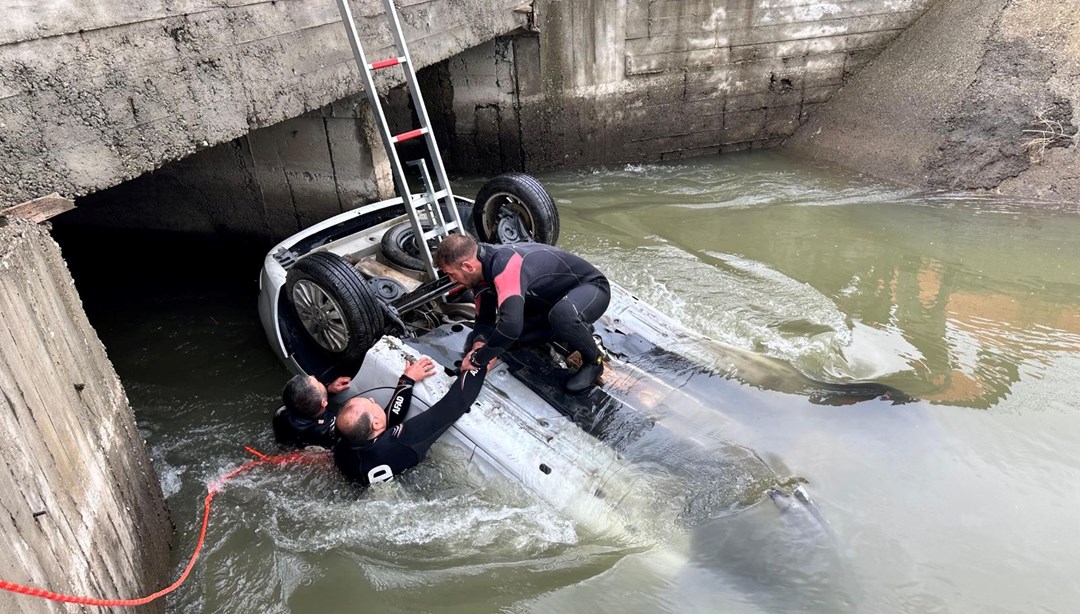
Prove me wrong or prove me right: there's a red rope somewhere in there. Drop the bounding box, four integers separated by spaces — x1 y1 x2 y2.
0 446 330 607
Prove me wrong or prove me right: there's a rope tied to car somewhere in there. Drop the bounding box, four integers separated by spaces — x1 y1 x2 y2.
0 446 330 608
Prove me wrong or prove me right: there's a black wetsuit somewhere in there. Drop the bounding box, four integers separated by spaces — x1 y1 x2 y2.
272 406 338 448
333 367 488 487
470 243 610 365
273 375 416 449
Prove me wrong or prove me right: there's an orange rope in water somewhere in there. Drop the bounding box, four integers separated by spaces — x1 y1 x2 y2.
0 446 329 607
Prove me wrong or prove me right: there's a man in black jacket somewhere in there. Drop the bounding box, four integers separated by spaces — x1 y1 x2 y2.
333 365 489 486
435 234 609 392
273 357 436 449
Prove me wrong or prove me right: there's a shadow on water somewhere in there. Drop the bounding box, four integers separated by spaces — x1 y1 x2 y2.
683 493 858 613
50 223 273 287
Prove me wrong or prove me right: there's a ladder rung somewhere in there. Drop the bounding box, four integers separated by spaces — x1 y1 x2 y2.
422 221 459 240
392 128 427 143
369 56 405 70
410 189 449 209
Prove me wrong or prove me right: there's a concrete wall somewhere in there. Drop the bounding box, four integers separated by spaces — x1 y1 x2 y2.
424 37 524 173
14 0 943 238
0 217 171 612
61 96 393 240
0 0 531 210
785 0 1080 204
434 0 934 172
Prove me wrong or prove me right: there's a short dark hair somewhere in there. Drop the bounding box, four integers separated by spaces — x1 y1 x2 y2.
282 375 323 417
435 234 478 268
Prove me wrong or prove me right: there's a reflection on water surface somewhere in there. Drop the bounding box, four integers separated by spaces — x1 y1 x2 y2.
546 155 1080 410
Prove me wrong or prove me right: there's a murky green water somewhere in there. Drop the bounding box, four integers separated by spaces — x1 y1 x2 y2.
61 151 1080 612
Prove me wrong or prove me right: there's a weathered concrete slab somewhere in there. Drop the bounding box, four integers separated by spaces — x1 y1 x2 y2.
0 0 530 209
785 0 1080 204
0 217 171 612
435 0 934 173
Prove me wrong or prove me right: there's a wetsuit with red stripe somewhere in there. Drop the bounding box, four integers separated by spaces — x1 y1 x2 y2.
470 243 610 366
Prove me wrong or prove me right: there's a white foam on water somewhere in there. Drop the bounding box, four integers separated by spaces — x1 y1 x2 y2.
235 448 583 566
155 456 185 499
576 239 912 381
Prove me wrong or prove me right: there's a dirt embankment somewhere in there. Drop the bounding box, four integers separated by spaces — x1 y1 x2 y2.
786 0 1080 203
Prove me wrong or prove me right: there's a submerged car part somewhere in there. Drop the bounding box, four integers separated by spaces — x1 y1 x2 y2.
352 332 831 543
379 221 433 272
367 276 407 303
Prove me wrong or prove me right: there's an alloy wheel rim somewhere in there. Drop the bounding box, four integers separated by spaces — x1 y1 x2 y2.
292 279 350 352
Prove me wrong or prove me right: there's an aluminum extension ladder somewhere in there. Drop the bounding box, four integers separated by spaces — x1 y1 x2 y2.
335 0 464 280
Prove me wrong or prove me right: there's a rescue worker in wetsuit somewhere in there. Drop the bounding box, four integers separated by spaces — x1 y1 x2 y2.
434 234 610 392
333 365 489 486
272 358 437 448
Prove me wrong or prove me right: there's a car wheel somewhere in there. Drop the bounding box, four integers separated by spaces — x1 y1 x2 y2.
381 221 430 271
285 251 386 363
472 173 559 245
382 201 478 271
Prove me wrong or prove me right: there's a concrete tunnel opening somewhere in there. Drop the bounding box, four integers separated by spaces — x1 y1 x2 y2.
47 32 523 396
50 33 529 260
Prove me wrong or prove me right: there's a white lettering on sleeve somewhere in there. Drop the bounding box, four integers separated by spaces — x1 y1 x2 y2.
367 464 394 484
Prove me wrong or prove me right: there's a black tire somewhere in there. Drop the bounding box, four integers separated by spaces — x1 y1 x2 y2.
472 173 559 245
381 200 478 271
380 221 430 271
285 251 386 364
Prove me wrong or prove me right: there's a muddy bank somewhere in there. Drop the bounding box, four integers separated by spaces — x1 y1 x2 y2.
786 0 1080 203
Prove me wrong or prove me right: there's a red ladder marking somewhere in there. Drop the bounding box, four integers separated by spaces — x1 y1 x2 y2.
369 57 402 70
392 128 425 143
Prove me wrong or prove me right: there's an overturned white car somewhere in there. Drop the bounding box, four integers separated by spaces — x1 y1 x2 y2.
256 0 905 562
255 171 906 544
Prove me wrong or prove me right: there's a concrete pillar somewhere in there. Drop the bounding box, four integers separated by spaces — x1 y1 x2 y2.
0 217 171 613
247 97 394 235
433 38 525 173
